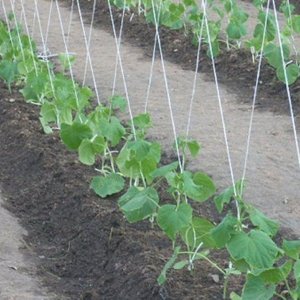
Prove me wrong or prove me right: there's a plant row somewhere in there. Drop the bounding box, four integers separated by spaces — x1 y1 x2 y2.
110 0 300 85
0 12 300 299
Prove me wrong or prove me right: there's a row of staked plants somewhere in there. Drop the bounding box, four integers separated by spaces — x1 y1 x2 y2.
111 0 300 85
0 9 300 300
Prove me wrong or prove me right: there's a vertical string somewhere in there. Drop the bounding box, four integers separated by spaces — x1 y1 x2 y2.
241 0 271 190
108 0 136 139
83 0 96 85
150 0 183 172
185 14 205 138
112 3 126 95
76 0 100 105
272 0 300 168
201 0 237 195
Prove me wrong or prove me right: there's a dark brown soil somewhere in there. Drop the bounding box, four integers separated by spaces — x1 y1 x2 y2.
0 80 245 299
74 0 300 116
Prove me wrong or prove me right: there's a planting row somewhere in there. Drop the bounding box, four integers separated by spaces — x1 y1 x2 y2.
110 0 300 85
0 10 300 300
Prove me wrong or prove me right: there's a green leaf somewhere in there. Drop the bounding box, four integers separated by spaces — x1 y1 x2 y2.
276 63 300 85
21 71 48 103
78 139 95 165
173 260 189 270
187 139 201 157
118 187 159 223
99 116 125 147
249 207 279 237
264 43 290 69
214 180 244 213
252 261 293 284
294 259 300 285
150 161 178 179
0 60 18 90
78 137 105 166
181 217 216 249
183 171 216 202
227 230 280 269
117 141 160 182
91 173 125 198
157 247 180 285
157 203 193 240
111 95 127 112
283 240 300 260
214 186 234 213
133 113 152 130
211 213 238 248
128 139 151 161
226 22 246 40
40 102 57 124
60 122 93 150
242 274 276 300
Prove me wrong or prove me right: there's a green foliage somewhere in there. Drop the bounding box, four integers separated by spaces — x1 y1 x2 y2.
157 203 192 240
118 187 159 222
0 60 18 92
91 173 125 197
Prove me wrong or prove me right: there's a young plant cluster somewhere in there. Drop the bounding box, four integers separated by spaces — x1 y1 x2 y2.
1 12 300 300
111 0 300 85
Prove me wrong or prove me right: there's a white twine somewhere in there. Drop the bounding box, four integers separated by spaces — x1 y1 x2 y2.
272 0 300 168
108 0 136 138
76 0 100 105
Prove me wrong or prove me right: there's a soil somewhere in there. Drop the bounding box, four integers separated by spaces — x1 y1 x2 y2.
0 81 242 299
1 0 300 299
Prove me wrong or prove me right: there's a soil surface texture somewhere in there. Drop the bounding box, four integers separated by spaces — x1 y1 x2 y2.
0 81 242 299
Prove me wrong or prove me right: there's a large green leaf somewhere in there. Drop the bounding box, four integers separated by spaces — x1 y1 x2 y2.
264 43 290 69
117 141 160 182
99 116 125 147
91 173 125 198
276 63 300 85
227 22 246 39
21 71 48 103
181 217 216 249
183 171 216 202
211 213 238 248
157 204 192 240
118 187 159 223
78 137 105 166
60 122 93 150
249 207 279 237
251 261 293 284
242 274 275 300
227 230 280 269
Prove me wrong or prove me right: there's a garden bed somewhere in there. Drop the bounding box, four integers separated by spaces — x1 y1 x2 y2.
0 80 244 299
1 0 300 299
74 0 300 116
